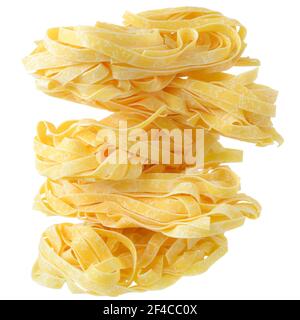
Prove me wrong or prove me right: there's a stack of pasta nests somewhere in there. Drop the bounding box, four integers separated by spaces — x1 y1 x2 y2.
24 7 281 296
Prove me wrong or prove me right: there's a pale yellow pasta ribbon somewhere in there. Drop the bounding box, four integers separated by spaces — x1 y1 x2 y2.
33 223 227 296
34 111 243 180
34 166 260 238
25 6 279 297
23 7 283 145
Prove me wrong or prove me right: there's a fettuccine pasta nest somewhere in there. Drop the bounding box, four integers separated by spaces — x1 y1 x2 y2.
24 7 282 145
35 167 260 238
33 223 227 296
24 6 282 296
34 111 243 180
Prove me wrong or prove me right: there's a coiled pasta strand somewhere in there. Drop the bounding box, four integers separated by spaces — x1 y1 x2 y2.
24 6 280 297
33 223 227 296
34 166 260 238
34 111 243 180
23 7 282 145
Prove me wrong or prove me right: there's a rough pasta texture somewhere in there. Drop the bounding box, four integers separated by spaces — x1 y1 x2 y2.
35 167 260 238
33 223 227 296
24 7 281 296
35 111 243 180
24 7 282 145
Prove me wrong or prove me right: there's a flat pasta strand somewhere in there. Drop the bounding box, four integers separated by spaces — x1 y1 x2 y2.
34 111 243 180
32 223 227 296
24 6 280 297
23 7 282 145
34 166 260 238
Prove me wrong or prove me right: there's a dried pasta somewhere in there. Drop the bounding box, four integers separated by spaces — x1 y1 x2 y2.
32 223 227 296
34 167 260 238
35 111 243 180
24 6 281 297
23 8 282 145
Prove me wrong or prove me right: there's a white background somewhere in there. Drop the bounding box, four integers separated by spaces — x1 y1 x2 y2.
0 0 299 300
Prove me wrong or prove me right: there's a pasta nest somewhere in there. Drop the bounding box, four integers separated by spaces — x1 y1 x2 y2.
24 7 282 145
24 7 282 296
35 167 260 238
33 223 227 296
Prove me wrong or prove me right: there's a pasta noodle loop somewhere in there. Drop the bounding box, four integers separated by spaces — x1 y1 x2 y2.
23 7 283 145
23 6 281 297
34 111 243 180
34 167 261 238
32 223 227 296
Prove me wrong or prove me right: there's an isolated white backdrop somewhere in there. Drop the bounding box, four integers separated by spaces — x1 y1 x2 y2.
0 0 299 300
